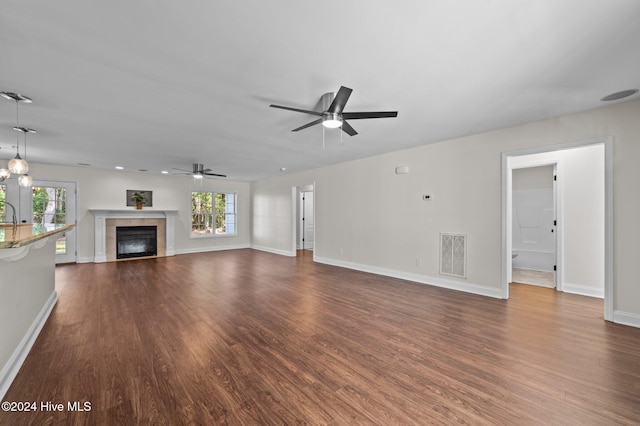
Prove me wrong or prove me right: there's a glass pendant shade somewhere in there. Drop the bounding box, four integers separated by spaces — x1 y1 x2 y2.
18 173 32 187
8 154 29 175
0 168 10 180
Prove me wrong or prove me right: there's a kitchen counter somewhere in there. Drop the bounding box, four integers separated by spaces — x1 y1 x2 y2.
0 223 75 261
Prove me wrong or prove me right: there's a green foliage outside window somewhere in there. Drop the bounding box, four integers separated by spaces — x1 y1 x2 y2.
32 186 66 224
192 191 236 235
0 185 6 222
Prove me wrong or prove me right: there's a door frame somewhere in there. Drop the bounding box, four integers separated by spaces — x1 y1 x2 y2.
501 136 613 321
508 158 562 290
291 183 315 256
26 179 77 264
300 190 314 250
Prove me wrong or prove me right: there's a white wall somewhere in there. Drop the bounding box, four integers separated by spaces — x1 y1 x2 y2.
562 145 605 296
251 99 640 326
23 164 251 261
0 239 57 398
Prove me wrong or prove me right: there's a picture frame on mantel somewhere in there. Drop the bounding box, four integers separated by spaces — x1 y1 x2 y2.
126 190 153 208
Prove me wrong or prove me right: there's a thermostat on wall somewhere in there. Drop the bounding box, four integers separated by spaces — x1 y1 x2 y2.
395 166 409 174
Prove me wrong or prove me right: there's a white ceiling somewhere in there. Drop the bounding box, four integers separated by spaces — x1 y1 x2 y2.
1 1 639 182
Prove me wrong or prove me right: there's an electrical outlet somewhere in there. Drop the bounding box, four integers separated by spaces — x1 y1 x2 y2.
422 194 431 201
416 257 422 267
339 248 343 256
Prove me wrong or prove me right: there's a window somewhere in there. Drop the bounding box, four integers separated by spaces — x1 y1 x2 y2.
32 185 68 254
191 191 236 236
0 184 6 222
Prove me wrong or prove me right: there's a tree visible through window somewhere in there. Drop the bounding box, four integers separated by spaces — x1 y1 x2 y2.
192 191 236 236
32 185 67 254
0 185 6 222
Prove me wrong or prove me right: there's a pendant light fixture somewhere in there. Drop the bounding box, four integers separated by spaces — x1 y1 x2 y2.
1 91 34 182
15 127 35 187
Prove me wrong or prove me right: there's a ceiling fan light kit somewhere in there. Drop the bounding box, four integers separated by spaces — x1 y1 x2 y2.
322 112 343 129
270 85 398 138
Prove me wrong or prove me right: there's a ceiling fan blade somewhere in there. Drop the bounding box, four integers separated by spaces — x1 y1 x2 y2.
327 86 352 114
270 104 323 116
203 172 227 177
341 120 358 136
292 118 323 132
172 167 192 172
342 111 398 120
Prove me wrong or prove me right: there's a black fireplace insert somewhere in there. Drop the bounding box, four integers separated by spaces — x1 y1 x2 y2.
116 226 157 259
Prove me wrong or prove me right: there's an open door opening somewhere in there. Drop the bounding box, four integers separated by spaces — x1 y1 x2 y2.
296 184 314 252
502 138 610 320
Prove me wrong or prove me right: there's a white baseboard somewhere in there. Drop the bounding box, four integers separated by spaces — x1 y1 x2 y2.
314 256 503 299
250 245 296 257
176 243 250 255
563 282 604 299
613 310 640 328
0 290 58 401
77 257 94 264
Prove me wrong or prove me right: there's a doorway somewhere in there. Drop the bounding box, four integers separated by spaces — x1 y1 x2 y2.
511 164 556 288
297 184 314 251
26 180 77 264
502 137 612 320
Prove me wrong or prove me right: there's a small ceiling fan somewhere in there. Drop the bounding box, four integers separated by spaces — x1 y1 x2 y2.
172 163 226 179
270 86 398 136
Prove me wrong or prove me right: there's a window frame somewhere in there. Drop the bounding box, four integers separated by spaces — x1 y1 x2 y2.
190 190 237 238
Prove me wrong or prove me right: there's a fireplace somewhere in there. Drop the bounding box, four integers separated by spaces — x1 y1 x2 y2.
116 226 157 259
90 209 177 263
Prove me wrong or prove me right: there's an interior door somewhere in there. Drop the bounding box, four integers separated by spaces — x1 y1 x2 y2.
302 191 314 250
30 180 77 264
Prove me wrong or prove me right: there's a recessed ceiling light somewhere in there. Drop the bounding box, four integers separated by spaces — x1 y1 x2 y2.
161 170 169 174
280 167 287 171
115 166 124 170
600 89 639 101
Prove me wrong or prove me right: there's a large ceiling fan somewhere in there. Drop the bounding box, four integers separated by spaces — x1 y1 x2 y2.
270 86 398 136
172 163 226 179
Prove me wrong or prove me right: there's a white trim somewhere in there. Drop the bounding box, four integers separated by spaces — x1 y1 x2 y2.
0 290 57 400
291 187 297 254
251 245 296 257
562 283 604 299
603 140 614 321
613 310 640 328
314 256 502 299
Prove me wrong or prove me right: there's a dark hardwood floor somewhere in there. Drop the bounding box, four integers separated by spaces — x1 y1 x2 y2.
2 249 639 425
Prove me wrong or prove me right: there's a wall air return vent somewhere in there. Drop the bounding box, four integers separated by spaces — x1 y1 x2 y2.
440 233 467 278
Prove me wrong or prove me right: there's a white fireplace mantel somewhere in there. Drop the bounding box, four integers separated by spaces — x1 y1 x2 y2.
89 209 178 263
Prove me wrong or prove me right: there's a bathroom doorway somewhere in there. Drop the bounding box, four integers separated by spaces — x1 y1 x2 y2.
502 138 611 320
511 164 556 288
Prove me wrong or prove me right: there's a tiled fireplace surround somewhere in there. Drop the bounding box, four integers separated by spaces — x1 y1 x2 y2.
90 210 178 262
